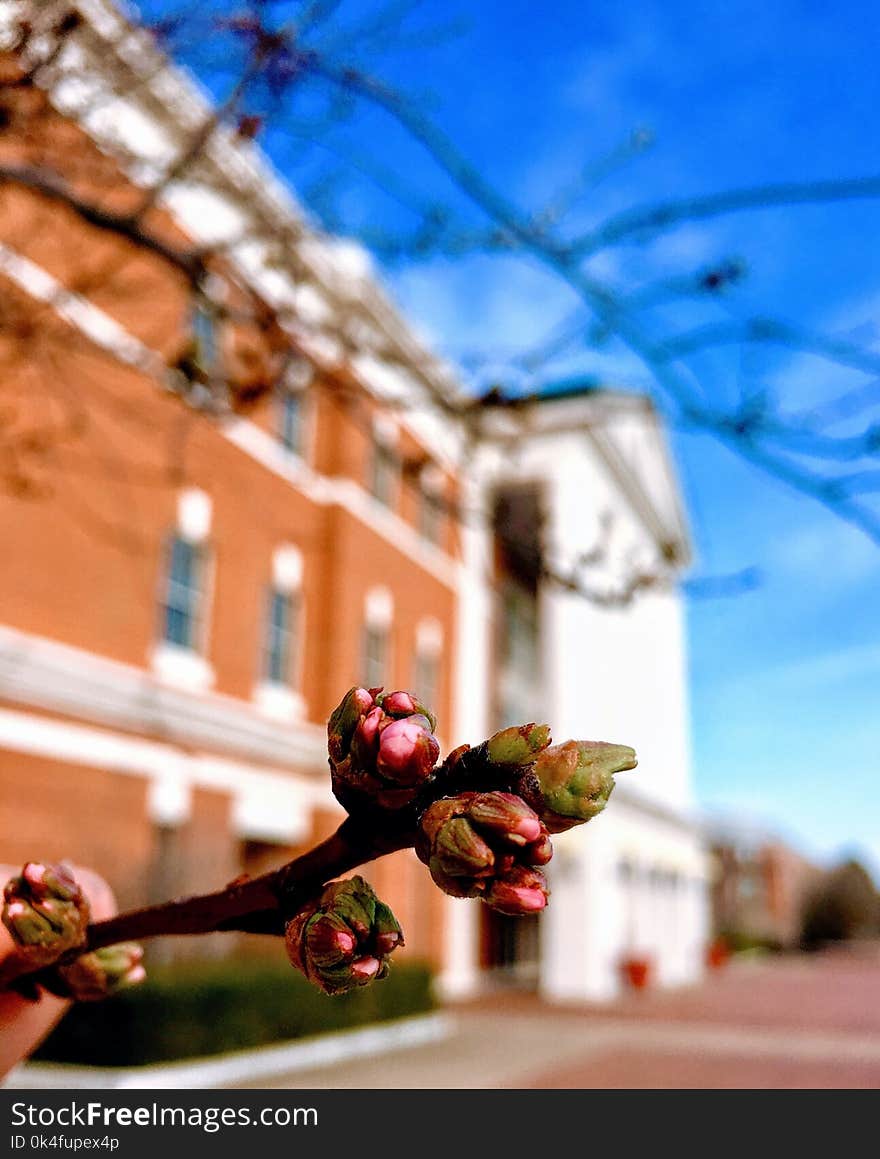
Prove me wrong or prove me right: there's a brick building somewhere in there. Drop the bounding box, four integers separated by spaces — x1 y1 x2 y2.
0 0 710 1001
708 824 823 949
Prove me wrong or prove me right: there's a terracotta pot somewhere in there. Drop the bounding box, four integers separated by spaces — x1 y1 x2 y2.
706 938 730 970
620 956 652 990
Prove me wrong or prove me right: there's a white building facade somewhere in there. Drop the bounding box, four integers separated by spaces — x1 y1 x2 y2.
445 388 710 1002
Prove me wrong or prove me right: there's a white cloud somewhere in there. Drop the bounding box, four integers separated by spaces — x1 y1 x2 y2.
769 516 879 589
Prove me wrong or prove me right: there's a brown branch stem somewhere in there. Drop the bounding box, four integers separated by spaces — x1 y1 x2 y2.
0 163 205 285
0 817 415 993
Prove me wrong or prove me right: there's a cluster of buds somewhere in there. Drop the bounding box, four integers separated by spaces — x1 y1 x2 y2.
327 687 440 813
285 876 403 996
0 688 636 1007
52 943 146 1003
416 791 552 915
2 862 90 967
461 723 637 834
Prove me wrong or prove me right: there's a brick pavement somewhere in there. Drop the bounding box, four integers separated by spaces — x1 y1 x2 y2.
250 944 880 1090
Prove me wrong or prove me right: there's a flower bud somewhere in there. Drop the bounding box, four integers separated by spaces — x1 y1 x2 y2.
485 723 551 768
530 740 637 833
487 866 550 916
285 876 404 996
56 942 146 1002
2 862 90 966
416 792 552 915
327 686 376 765
328 687 440 812
377 690 437 732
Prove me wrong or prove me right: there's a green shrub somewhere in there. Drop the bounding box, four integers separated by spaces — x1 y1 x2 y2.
717 928 783 955
33 954 437 1068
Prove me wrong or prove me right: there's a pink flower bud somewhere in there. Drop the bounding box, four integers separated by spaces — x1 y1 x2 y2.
487 866 550 916
377 716 440 786
285 876 404 996
327 687 441 814
416 792 553 913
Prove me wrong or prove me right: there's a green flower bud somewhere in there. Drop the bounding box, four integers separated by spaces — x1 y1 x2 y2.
485 724 551 768
327 686 376 764
55 942 146 1002
433 817 495 877
285 876 404 996
416 792 552 914
531 740 637 833
2 862 90 967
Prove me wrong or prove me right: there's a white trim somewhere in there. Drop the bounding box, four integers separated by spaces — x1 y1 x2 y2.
147 773 192 827
5 1013 454 1090
177 488 212 543
149 641 215 694
0 242 164 377
364 586 394 629
373 413 399 446
252 682 306 725
0 624 327 770
0 704 334 846
271 544 303 593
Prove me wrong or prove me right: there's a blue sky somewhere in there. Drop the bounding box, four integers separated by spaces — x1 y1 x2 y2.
340 0 880 876
157 0 880 876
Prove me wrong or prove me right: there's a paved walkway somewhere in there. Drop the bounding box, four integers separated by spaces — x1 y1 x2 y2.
242 945 880 1089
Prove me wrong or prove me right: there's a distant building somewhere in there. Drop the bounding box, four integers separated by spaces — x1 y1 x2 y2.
707 821 823 949
0 0 709 1001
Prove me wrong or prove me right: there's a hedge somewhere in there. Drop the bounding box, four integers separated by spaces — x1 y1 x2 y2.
33 954 437 1068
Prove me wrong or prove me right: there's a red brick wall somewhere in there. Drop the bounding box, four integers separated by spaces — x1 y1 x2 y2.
0 750 152 911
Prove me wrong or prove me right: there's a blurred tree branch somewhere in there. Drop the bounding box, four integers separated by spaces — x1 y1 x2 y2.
2 0 880 602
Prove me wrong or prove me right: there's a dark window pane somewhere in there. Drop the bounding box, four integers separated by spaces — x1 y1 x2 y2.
191 302 217 377
265 588 297 685
278 392 301 454
420 491 443 544
362 625 388 688
369 441 397 507
413 651 439 710
161 536 202 649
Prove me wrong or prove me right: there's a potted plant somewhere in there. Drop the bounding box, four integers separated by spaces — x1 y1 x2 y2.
619 953 652 990
706 936 731 970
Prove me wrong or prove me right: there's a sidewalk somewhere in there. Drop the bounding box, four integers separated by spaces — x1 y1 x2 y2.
238 945 880 1089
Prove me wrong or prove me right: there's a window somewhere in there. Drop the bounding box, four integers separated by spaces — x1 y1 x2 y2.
369 437 398 508
496 579 542 727
413 650 439 711
413 619 442 713
278 390 302 455
161 535 205 650
190 299 219 381
362 623 388 689
362 586 393 688
264 586 297 685
419 488 444 545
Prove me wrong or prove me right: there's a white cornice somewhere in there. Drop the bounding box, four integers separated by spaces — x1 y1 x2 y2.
478 391 692 566
0 624 328 772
